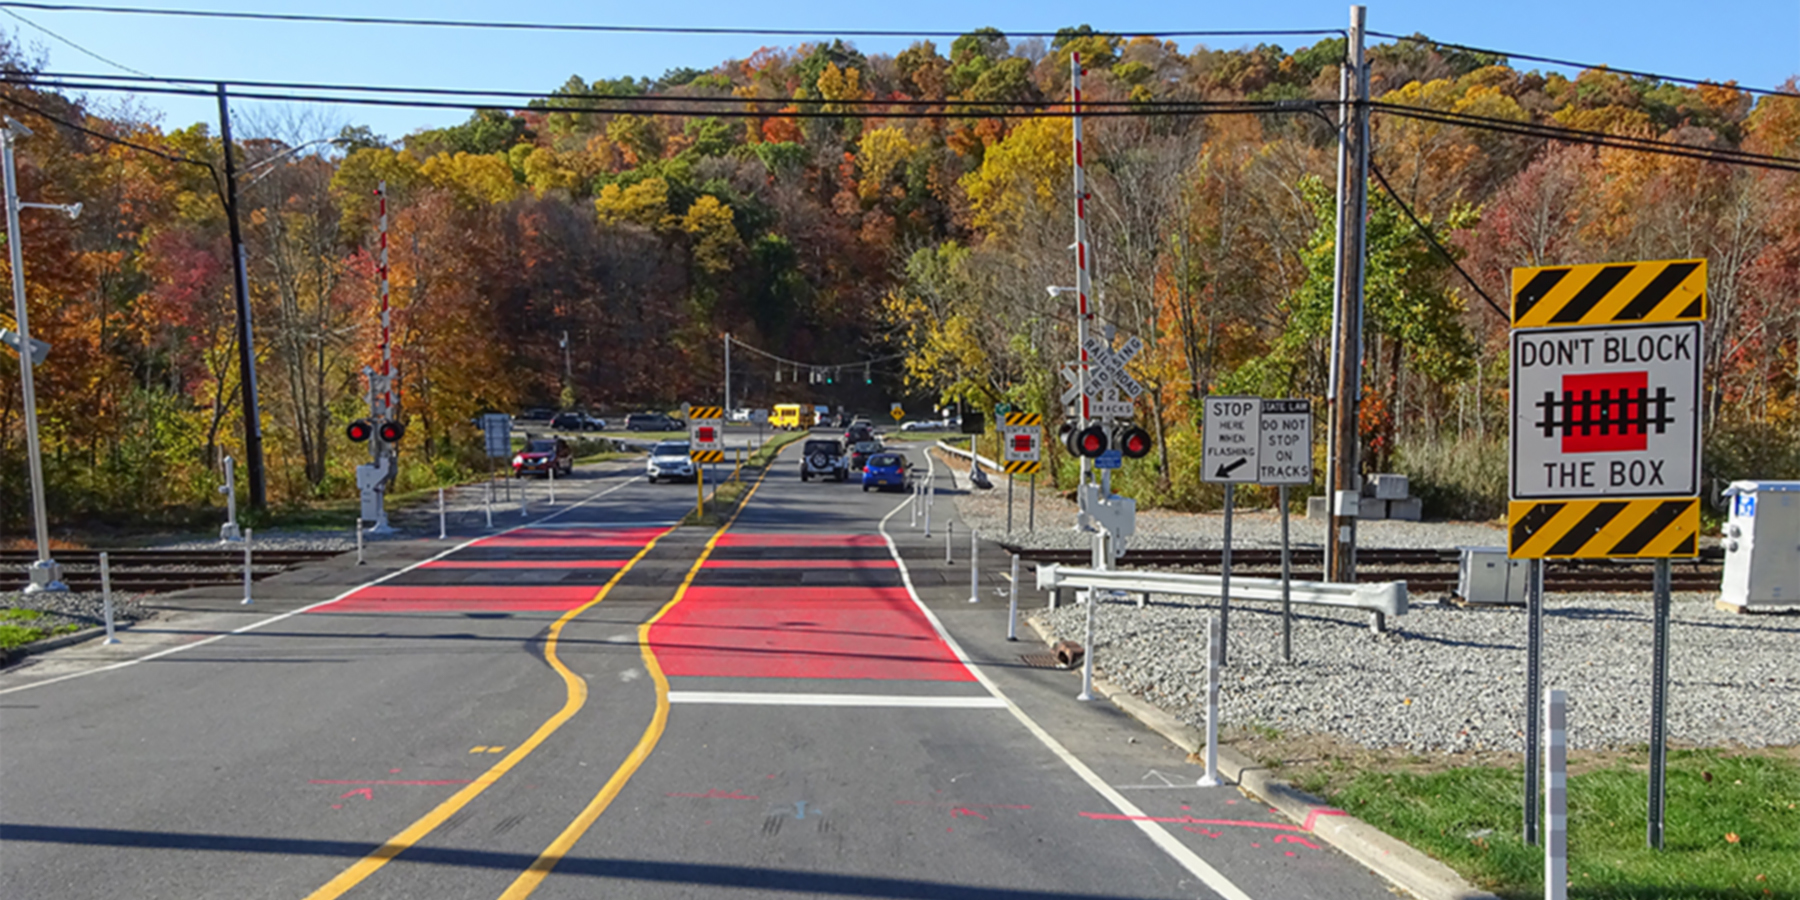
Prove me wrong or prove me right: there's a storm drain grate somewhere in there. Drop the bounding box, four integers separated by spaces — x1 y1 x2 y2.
1018 652 1066 669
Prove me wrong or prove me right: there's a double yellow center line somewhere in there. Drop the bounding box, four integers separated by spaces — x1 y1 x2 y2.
305 462 777 900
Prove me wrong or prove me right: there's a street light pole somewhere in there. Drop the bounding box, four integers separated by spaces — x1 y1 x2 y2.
3 116 67 592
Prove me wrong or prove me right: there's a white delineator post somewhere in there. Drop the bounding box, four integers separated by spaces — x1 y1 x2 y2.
1198 613 1223 786
548 464 557 505
1077 580 1098 702
1546 688 1568 900
484 480 494 529
1007 553 1020 641
520 477 529 518
968 528 980 603
355 517 365 566
946 521 955 564
910 479 919 528
438 487 447 540
100 551 119 644
240 528 253 605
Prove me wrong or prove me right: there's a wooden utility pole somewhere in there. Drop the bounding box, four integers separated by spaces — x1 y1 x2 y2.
1326 7 1370 585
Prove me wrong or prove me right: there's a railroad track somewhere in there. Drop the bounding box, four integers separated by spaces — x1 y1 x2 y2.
1000 546 1722 595
1 548 344 593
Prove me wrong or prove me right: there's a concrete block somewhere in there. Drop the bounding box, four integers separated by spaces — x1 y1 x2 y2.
1358 496 1387 520
1370 473 1410 500
1387 497 1423 521
1306 495 1329 520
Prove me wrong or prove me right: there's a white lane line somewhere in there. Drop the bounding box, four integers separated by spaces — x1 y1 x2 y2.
667 691 1007 708
876 457 1256 900
0 471 647 697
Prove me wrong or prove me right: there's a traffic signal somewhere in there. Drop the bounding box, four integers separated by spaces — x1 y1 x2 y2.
1115 425 1152 459
346 419 373 442
1072 425 1109 458
378 420 405 443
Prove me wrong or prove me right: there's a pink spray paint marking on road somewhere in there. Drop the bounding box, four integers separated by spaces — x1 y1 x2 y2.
666 789 759 800
1079 811 1303 832
1182 826 1222 838
950 808 987 820
339 788 374 801
1302 807 1348 832
1274 834 1322 850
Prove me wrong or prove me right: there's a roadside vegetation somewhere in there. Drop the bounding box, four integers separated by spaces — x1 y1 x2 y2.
1299 748 1800 899
0 608 83 650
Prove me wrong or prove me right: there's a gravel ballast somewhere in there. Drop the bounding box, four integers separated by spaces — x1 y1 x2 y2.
1035 592 1798 753
1 589 151 636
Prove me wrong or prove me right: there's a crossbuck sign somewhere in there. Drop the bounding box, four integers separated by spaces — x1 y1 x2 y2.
1060 332 1142 420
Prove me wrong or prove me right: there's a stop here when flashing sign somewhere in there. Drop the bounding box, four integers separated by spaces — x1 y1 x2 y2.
1509 322 1701 500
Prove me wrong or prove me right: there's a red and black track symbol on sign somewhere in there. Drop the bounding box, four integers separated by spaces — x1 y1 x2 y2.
1535 373 1675 454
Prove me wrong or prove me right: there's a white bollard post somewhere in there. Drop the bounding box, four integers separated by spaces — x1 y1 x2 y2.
438 487 447 540
968 528 979 603
548 465 557 505
100 551 119 644
241 528 254 605
1006 553 1020 641
355 517 365 566
946 521 954 564
1546 688 1568 900
520 477 529 518
484 480 494 529
910 480 919 528
924 484 933 537
1077 587 1098 701
1198 614 1223 786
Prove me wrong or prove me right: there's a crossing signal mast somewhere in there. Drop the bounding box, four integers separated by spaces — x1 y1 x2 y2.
347 181 403 533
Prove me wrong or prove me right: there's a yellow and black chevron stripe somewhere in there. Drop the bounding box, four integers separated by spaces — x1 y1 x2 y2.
1003 460 1042 475
1003 412 1043 427
689 449 725 463
1512 259 1706 328
687 405 725 421
1508 497 1699 559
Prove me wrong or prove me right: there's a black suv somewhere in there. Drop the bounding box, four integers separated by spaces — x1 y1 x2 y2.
799 438 849 482
625 412 681 431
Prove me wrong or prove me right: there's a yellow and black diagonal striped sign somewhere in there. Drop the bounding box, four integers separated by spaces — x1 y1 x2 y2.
1003 411 1043 427
686 405 724 421
1512 259 1706 329
1003 459 1042 475
1508 497 1699 559
689 449 725 463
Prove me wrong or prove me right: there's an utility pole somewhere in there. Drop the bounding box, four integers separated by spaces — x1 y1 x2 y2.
1325 6 1370 584
216 84 267 511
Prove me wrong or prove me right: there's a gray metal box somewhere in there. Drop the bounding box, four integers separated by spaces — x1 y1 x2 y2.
1721 481 1800 609
1387 497 1423 522
1358 496 1387 520
1369 473 1410 500
1457 546 1527 605
1306 495 1329 519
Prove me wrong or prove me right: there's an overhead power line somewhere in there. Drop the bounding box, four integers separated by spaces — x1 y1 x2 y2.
1365 160 1507 322
0 6 151 76
1366 30 1800 100
0 3 1343 40
727 335 906 372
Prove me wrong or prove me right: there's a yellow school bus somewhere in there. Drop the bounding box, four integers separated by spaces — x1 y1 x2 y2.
772 404 814 430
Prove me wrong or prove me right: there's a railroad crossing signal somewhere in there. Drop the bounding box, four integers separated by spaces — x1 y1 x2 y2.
686 403 725 463
1060 333 1142 420
346 419 373 442
1508 260 1703 558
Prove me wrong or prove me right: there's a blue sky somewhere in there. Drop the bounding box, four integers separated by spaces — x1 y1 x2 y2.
4 0 1797 141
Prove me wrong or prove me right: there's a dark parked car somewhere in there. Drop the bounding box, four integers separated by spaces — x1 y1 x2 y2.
513 437 573 477
625 412 681 431
551 411 594 432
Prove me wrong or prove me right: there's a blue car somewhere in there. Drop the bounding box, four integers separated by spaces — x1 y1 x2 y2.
861 452 911 492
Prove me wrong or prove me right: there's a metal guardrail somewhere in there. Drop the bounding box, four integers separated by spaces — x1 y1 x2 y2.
1034 563 1408 624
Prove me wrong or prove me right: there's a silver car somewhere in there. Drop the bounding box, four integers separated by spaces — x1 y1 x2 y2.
645 441 696 483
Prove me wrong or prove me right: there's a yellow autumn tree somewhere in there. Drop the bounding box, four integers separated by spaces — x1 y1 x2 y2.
593 176 671 228
418 152 521 206
857 126 916 202
960 118 1070 238
679 195 742 274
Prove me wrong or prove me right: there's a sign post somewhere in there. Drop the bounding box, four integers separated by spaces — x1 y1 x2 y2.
1507 258 1705 850
1203 396 1260 664
1259 399 1313 662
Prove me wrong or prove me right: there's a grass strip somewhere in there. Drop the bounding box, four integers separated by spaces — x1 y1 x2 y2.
1325 749 1800 899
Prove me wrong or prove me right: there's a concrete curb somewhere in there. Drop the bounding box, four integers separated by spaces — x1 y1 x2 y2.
0 625 109 668
1023 615 1500 900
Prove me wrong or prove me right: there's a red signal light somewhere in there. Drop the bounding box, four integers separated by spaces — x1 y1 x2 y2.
1117 425 1152 459
1074 425 1109 458
378 420 405 443
346 419 372 442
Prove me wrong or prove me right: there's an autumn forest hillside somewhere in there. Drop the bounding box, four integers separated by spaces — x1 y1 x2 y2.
1 27 1797 524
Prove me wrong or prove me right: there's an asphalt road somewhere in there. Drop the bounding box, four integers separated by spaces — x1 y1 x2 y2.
0 439 1395 900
